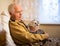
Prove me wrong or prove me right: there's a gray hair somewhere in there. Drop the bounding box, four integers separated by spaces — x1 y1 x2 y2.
8 3 15 14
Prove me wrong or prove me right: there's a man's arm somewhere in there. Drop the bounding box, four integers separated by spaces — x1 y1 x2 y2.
9 21 48 44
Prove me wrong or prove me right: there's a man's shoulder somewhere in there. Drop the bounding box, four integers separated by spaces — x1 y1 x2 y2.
9 20 18 26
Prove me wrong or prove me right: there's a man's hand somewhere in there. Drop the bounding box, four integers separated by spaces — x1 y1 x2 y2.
42 33 49 39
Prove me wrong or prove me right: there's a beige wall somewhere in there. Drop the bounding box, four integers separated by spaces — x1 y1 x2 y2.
0 0 12 14
40 24 60 38
0 0 12 21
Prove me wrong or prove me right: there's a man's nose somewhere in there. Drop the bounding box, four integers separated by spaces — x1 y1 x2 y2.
19 12 22 15
20 12 22 15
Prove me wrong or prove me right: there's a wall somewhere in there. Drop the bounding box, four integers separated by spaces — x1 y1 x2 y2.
40 24 60 38
0 0 12 14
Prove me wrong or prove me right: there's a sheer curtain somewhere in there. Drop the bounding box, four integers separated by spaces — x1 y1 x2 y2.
15 0 40 21
16 0 59 24
39 0 59 24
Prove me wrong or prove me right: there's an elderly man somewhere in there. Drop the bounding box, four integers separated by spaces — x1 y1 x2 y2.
8 3 49 46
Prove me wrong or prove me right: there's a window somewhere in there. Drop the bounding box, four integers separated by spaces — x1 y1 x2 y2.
18 0 60 24
38 0 60 24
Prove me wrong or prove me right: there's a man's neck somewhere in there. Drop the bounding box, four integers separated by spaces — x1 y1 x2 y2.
10 18 22 21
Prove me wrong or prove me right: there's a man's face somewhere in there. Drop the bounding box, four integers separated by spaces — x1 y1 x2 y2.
12 5 22 21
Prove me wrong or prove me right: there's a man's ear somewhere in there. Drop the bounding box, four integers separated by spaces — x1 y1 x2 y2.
9 12 13 15
9 12 14 17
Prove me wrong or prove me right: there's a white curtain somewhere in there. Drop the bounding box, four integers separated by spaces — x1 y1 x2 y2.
39 0 59 24
16 0 40 21
16 0 59 24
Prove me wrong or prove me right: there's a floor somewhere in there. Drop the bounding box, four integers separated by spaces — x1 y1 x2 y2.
43 38 60 46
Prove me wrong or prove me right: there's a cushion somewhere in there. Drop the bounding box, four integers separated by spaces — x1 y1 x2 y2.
1 11 16 46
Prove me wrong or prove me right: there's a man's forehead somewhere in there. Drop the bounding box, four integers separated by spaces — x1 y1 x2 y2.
14 5 22 11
